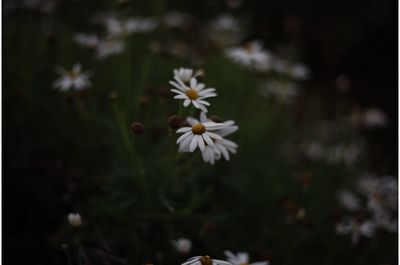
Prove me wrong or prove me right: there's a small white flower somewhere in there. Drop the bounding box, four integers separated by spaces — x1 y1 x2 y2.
274 60 310 80
125 17 157 34
73 33 99 49
54 63 91 91
163 11 193 28
363 108 388 128
302 142 324 160
207 15 242 47
225 41 273 71
336 217 376 245
68 213 82 227
96 38 124 58
169 77 217 113
173 68 196 85
224 251 268 265
259 80 299 104
172 238 192 255
337 190 361 211
176 114 227 153
181 256 232 265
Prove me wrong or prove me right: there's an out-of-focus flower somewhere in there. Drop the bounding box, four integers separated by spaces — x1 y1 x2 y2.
176 113 226 153
337 190 361 211
163 11 193 29
225 0 242 9
96 38 124 58
181 256 232 265
336 217 376 245
259 80 299 104
302 142 324 160
73 33 100 49
54 63 91 91
225 41 273 71
68 213 82 227
207 14 243 48
351 108 388 128
275 60 310 80
169 77 217 113
105 16 157 37
224 251 269 265
173 68 196 85
172 238 192 255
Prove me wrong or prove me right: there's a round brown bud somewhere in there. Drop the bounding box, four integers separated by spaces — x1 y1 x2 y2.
130 122 144 135
139 95 151 106
168 115 184 129
209 116 222 123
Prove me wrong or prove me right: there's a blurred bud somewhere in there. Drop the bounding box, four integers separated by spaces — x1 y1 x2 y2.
117 0 129 7
47 32 56 45
168 115 184 129
296 171 313 190
139 95 151 107
171 238 192 255
130 122 144 135
226 0 242 9
209 115 222 123
297 208 306 220
159 88 172 99
259 249 273 261
199 220 216 238
280 200 300 213
68 213 82 227
61 243 68 250
110 91 118 100
149 41 161 54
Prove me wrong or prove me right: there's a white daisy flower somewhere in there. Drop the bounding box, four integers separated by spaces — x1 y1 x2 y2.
172 238 192 255
73 33 99 49
96 38 124 58
336 217 376 245
275 60 310 80
176 114 226 153
337 190 361 211
224 251 269 265
54 63 91 91
207 14 242 47
173 68 196 85
181 256 232 265
225 41 273 71
68 213 82 227
259 80 300 104
169 77 217 113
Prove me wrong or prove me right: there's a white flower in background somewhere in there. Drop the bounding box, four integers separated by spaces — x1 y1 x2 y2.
172 238 192 255
302 142 324 160
125 17 157 34
68 213 82 227
225 41 273 71
337 190 361 211
336 217 376 245
259 80 299 104
173 68 196 85
176 114 227 152
363 108 388 128
96 38 124 58
207 14 242 47
224 251 268 265
275 60 310 80
169 77 217 113
54 63 91 91
163 11 193 28
181 256 232 265
73 33 100 49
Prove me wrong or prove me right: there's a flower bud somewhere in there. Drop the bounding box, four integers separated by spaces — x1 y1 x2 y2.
130 122 144 135
167 115 184 129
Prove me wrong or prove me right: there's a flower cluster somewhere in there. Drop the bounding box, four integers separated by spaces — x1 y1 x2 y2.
169 68 238 164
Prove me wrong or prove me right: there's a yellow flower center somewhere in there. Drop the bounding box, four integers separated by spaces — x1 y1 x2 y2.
68 70 79 79
199 256 213 265
192 123 206 135
186 89 199 100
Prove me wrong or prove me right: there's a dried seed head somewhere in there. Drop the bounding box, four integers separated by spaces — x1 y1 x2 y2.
130 122 144 135
139 95 151 106
168 115 184 129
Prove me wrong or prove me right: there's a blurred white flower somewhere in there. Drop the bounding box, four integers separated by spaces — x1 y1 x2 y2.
363 108 388 128
302 142 324 160
224 250 268 265
275 60 310 80
74 33 100 49
163 11 193 28
176 113 226 153
96 38 124 58
336 74 351 92
68 213 82 227
105 16 157 37
259 80 299 104
172 238 192 255
169 77 217 113
54 63 91 91
336 217 376 245
173 68 196 85
225 41 273 71
207 15 243 47
337 190 361 211
182 256 232 265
